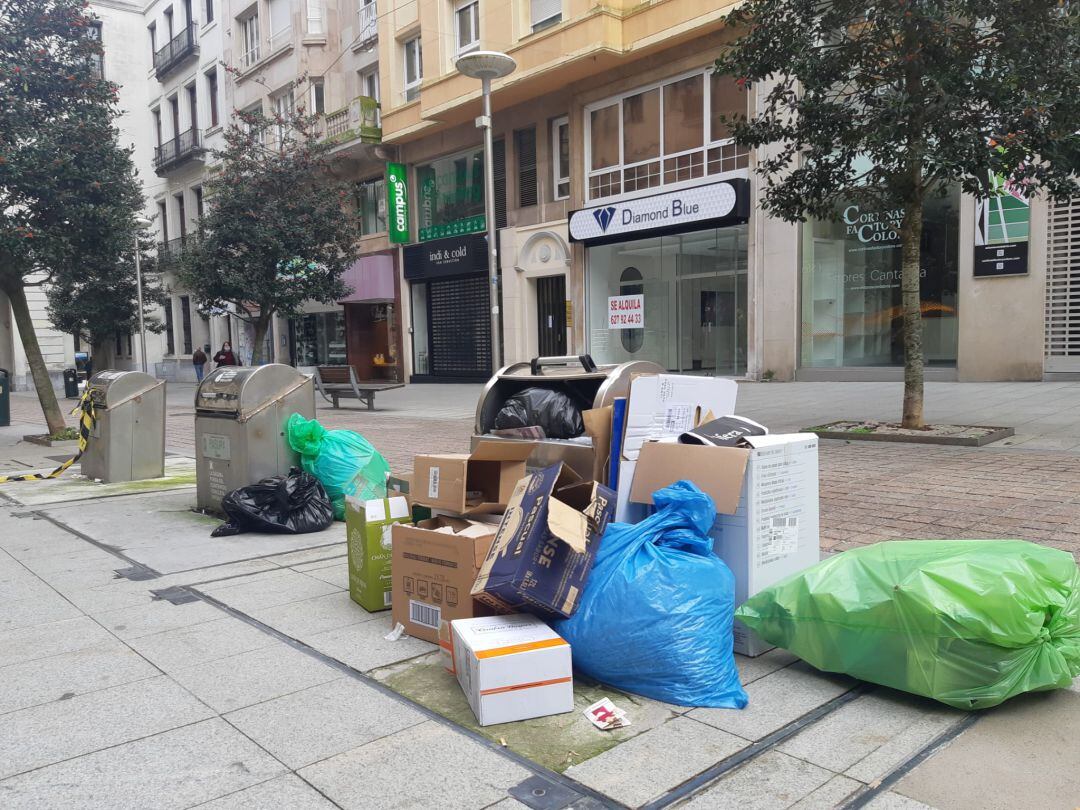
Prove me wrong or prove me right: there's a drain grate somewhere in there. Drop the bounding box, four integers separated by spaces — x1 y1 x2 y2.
115 566 159 582
509 776 586 810
150 586 199 604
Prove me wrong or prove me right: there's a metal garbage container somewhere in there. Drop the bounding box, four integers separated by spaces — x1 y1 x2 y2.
63 368 80 399
0 368 9 428
80 370 166 483
472 354 663 481
194 363 315 513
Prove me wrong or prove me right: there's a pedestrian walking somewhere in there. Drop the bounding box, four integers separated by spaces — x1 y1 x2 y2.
213 341 241 368
192 345 209 381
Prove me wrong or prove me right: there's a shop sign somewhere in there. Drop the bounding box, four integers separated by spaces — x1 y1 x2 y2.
569 181 747 243
403 233 488 281
974 172 1029 277
607 294 644 329
386 163 410 244
418 215 485 242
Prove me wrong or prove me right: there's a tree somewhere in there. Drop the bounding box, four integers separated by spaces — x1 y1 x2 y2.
716 0 1080 427
179 103 357 365
1 0 146 433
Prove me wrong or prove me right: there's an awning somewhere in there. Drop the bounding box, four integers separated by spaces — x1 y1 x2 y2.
338 254 396 303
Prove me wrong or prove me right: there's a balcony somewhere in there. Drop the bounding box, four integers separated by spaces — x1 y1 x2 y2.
153 23 198 79
153 128 204 175
157 235 196 266
356 2 377 48
320 96 381 146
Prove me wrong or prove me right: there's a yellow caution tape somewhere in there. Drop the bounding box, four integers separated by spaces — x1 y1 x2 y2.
0 391 96 483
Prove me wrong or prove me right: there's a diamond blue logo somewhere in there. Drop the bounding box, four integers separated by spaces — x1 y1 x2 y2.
593 206 617 233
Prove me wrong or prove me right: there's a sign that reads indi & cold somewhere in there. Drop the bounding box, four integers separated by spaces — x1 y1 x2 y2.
569 182 743 243
386 162 409 244
608 294 644 329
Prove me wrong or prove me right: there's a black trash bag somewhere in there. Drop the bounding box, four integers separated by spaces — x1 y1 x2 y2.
493 387 585 439
211 468 335 537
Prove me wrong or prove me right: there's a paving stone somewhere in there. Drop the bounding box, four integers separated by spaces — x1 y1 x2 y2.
306 615 435 672
224 677 425 769
0 519 92 560
194 774 338 809
246 590 381 639
0 675 214 778
300 720 531 809
736 648 799 685
844 705 964 784
0 615 114 668
200 569 342 612
98 598 223 640
0 591 83 633
303 564 350 590
789 774 864 809
61 585 156 615
0 718 285 810
676 751 835 809
170 642 343 713
0 639 159 715
566 716 749 807
125 616 278 672
865 793 938 809
269 545 345 568
689 662 854 742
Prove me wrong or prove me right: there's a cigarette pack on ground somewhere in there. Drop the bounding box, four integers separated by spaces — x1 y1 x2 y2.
449 614 574 726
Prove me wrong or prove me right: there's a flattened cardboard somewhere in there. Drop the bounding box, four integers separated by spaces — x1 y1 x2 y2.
582 406 613 485
412 440 535 516
630 442 750 515
391 516 498 643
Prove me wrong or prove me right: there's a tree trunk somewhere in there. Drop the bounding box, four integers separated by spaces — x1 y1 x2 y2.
900 200 925 429
4 282 67 435
90 338 109 375
250 313 271 366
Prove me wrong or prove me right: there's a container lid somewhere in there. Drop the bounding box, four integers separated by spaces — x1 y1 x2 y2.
87 370 160 406
195 364 308 414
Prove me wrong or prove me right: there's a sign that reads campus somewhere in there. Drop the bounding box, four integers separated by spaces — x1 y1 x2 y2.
386 163 409 244
569 181 745 243
608 294 644 329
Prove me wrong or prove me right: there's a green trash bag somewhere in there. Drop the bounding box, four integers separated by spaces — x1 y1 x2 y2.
736 540 1080 710
286 413 389 521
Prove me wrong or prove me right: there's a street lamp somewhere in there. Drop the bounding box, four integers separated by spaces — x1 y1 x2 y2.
133 215 153 373
455 50 516 373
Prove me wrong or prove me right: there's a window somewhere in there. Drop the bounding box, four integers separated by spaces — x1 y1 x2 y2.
194 186 204 219
415 147 484 240
175 192 186 237
164 7 174 39
87 21 103 79
157 201 169 243
515 127 537 208
180 296 193 354
164 303 175 356
126 331 133 357
356 177 387 235
552 116 569 200
403 36 422 101
239 11 260 67
152 108 163 146
148 22 156 56
358 0 377 41
361 68 380 126
206 69 219 127
205 0 214 24
267 0 290 51
455 0 479 54
115 331 123 356
530 0 560 31
272 88 295 143
585 68 750 201
307 0 324 34
186 83 198 132
310 78 325 115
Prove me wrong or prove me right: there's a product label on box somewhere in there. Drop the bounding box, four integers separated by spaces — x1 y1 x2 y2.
763 516 799 557
663 404 694 433
410 599 441 629
428 467 440 499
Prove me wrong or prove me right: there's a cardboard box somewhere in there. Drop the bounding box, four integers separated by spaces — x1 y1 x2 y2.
629 434 820 656
412 440 535 516
450 614 573 726
615 375 738 522
391 517 498 643
472 463 615 620
346 496 412 612
387 473 433 523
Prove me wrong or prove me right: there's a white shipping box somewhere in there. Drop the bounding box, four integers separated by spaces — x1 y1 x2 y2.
450 614 574 727
629 434 820 656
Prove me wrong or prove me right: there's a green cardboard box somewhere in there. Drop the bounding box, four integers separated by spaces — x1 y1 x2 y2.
346 495 412 612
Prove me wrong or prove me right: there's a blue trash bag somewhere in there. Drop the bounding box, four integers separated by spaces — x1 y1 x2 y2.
287 413 389 521
552 480 748 709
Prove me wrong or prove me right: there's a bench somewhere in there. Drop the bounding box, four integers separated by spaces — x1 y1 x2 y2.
314 366 404 411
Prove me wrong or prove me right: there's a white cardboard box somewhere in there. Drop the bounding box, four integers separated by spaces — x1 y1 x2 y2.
450 614 574 727
629 433 821 656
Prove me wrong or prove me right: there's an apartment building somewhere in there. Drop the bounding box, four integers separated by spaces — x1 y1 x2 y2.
375 0 1076 382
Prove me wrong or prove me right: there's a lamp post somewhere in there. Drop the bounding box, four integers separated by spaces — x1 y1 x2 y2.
454 50 516 373
133 216 153 373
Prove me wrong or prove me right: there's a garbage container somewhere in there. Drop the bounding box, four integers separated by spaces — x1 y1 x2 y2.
0 368 9 428
63 367 79 399
472 355 663 481
80 370 166 482
194 364 315 513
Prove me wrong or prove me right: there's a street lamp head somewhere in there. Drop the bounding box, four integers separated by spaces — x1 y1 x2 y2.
455 50 516 81
134 216 153 228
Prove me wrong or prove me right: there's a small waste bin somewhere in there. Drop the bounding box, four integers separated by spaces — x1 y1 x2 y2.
194 364 315 513
0 368 9 428
80 370 166 483
63 368 80 399
472 354 663 480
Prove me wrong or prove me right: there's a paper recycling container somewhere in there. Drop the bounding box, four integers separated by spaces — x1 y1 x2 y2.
80 370 166 483
194 364 315 512
472 354 662 481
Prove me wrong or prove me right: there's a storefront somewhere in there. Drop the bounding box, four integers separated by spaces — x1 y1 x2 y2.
339 253 404 382
290 310 346 368
799 189 960 371
571 180 751 375
404 233 492 381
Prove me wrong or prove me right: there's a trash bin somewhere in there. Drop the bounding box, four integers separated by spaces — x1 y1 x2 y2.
194 364 315 513
0 368 9 428
472 355 663 481
80 370 166 482
63 367 80 399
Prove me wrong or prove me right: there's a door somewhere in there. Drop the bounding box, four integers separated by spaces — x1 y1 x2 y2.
536 274 567 356
1046 196 1080 372
428 275 491 378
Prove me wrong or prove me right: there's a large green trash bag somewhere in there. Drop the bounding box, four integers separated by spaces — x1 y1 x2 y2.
286 413 389 520
736 540 1080 710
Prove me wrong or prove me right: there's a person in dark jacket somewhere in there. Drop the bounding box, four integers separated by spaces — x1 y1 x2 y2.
192 345 209 381
213 342 240 367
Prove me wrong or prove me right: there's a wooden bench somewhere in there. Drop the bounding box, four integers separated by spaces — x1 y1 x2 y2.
314 366 404 411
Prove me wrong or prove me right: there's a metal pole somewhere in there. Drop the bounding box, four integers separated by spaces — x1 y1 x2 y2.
134 235 148 373
480 75 502 373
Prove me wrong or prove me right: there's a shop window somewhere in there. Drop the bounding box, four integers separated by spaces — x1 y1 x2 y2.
292 311 346 365
552 117 569 200
415 147 485 241
356 177 387 235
